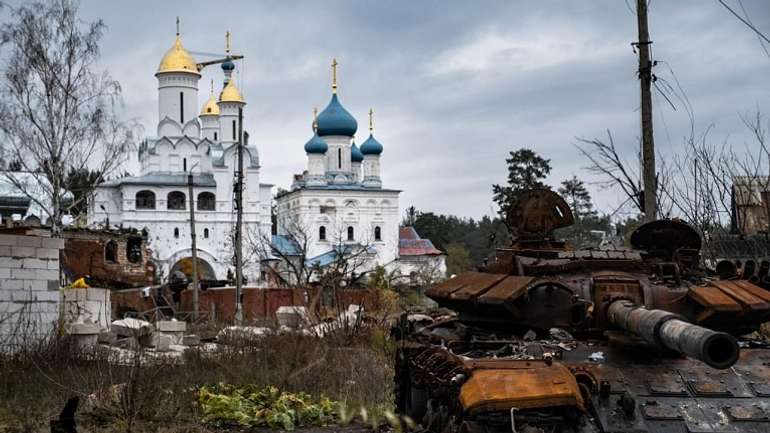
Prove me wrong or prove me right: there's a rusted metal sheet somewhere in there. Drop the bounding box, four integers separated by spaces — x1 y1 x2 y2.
688 285 743 311
448 273 507 301
709 280 770 311
459 362 585 414
476 275 534 305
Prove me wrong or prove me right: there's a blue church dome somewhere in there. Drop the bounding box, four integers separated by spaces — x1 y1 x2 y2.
221 59 235 71
351 143 364 162
360 134 383 155
304 133 328 154
316 94 357 137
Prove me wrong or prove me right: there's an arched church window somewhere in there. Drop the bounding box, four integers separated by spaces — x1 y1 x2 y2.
135 190 155 209
174 227 179 238
338 148 342 169
204 228 209 239
180 92 184 123
374 226 382 241
347 226 354 241
167 191 186 210
214 132 218 141
319 226 326 241
183 157 187 172
197 192 216 211
232 120 236 141
104 240 118 263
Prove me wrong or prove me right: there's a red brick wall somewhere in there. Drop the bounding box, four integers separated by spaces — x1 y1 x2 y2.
111 286 378 322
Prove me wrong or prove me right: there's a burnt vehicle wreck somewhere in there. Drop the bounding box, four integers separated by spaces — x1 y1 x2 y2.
395 189 770 433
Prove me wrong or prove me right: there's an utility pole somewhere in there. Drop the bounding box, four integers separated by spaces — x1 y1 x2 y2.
187 166 199 321
636 0 657 221
234 107 244 323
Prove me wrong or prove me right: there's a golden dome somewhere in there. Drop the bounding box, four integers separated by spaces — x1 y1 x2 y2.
200 94 220 116
219 79 245 104
157 36 200 75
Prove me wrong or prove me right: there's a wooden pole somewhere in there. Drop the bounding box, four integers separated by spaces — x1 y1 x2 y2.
637 0 657 221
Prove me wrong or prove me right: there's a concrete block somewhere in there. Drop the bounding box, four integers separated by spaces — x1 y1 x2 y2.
115 337 139 350
47 280 60 291
16 236 41 247
156 320 186 332
47 260 59 270
32 290 60 302
97 331 117 345
36 269 59 281
111 318 153 337
22 258 48 269
0 246 11 256
0 269 10 279
182 334 201 346
36 248 59 259
0 257 17 267
11 268 36 280
86 288 109 302
23 280 47 291
11 246 36 258
150 333 172 351
276 306 309 328
0 235 17 246
69 323 100 335
41 238 65 250
71 333 98 351
1 279 24 291
168 344 187 353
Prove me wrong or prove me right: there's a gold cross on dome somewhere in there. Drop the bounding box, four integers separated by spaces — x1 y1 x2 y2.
313 107 318 132
176 17 180 36
225 30 231 54
331 58 338 94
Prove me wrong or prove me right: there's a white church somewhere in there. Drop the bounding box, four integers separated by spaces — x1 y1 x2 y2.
88 31 272 283
88 28 445 287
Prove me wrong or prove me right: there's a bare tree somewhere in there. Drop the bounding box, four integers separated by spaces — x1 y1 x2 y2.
0 0 137 234
575 130 672 218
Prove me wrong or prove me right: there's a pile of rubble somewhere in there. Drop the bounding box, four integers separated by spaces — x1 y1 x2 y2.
64 304 365 364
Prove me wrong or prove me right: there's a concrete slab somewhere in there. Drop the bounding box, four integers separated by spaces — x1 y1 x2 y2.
156 320 186 332
111 318 153 337
69 323 100 335
182 334 201 346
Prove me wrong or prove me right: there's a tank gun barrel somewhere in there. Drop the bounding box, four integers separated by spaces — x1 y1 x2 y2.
607 300 739 369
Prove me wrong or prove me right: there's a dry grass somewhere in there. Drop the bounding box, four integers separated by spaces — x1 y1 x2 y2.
0 325 394 433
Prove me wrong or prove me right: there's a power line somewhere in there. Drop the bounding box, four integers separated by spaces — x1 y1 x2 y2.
717 0 770 54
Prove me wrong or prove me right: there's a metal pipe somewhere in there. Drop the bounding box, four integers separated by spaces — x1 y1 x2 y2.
607 300 739 369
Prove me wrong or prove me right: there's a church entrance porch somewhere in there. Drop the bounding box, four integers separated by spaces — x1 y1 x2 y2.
170 257 217 282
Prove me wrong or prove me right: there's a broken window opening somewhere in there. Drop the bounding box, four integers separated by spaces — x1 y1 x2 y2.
126 237 142 264
104 240 118 263
174 227 179 238
347 226 354 241
319 226 326 241
375 226 382 241
167 191 186 210
204 228 209 238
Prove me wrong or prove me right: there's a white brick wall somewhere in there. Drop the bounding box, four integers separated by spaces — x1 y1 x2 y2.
0 232 63 351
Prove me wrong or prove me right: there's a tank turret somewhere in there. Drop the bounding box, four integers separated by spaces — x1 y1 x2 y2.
397 188 770 433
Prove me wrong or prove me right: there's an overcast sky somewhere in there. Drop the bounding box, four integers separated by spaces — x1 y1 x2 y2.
80 1 770 220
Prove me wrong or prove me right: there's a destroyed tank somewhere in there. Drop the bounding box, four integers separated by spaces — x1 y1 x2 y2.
394 189 770 433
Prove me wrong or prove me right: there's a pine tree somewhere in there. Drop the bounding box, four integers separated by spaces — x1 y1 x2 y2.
492 148 551 224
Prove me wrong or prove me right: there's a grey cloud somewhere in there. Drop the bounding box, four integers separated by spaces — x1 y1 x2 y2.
79 0 770 219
